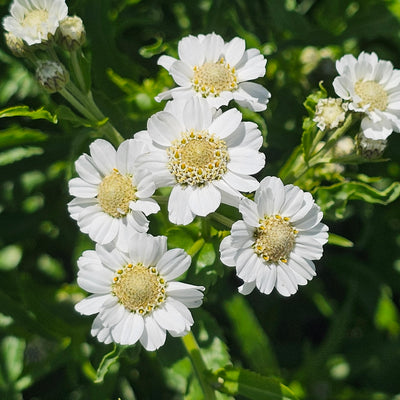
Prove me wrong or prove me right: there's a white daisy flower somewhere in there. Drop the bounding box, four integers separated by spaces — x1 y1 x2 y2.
156 32 271 112
75 233 204 351
333 51 400 140
220 176 328 297
137 97 266 225
68 139 160 252
3 0 68 46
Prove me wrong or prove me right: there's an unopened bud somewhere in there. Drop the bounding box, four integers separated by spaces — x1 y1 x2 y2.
57 16 86 51
36 61 69 93
4 32 29 58
356 132 387 159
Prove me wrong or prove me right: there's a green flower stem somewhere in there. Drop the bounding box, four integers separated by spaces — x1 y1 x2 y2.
209 212 234 229
59 87 98 121
70 50 87 93
63 81 125 146
281 114 354 184
182 332 216 400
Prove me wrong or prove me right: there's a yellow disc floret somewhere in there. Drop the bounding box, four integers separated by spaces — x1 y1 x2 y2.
97 169 137 218
167 130 229 186
254 215 297 263
112 264 167 315
21 10 50 39
354 80 388 111
192 58 238 97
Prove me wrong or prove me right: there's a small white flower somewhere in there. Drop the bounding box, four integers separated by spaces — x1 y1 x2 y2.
220 176 328 297
68 139 160 252
156 32 271 112
333 52 400 140
3 0 68 46
137 97 266 225
313 98 348 131
75 233 204 351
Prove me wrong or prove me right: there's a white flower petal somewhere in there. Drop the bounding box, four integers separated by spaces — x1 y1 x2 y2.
111 309 144 345
68 177 98 198
238 281 256 295
168 185 196 225
75 294 110 316
140 316 167 351
147 111 182 146
208 108 242 139
170 61 193 86
89 139 116 176
239 197 259 227
156 248 191 280
188 184 221 217
75 154 102 184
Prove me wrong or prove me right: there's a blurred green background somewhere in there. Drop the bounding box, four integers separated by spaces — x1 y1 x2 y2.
0 0 400 399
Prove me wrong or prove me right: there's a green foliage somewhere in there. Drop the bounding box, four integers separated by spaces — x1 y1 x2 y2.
208 366 299 400
1 0 400 399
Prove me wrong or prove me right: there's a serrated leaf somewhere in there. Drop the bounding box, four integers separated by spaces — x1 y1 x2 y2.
316 180 400 219
208 366 299 400
0 106 57 123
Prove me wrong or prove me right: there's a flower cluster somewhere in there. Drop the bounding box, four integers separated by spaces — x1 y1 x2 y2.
312 51 400 159
12 0 400 352
63 31 330 350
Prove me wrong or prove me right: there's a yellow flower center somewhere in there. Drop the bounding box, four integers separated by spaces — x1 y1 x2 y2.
97 169 137 218
192 58 238 96
21 9 49 29
167 130 229 186
112 264 167 315
354 80 388 111
254 215 297 263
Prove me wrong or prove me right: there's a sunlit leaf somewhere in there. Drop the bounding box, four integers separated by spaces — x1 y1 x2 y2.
208 366 299 400
0 106 57 123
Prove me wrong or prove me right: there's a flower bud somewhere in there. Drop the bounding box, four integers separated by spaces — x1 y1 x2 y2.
313 98 348 131
57 16 86 51
4 32 29 58
36 60 69 93
356 132 387 159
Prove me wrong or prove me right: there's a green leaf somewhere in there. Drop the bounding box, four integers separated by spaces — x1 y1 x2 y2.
0 127 48 149
316 180 400 219
224 295 279 376
139 36 168 58
208 366 299 400
327 233 354 248
301 117 318 163
0 106 57 123
94 344 126 383
0 337 25 387
54 105 92 126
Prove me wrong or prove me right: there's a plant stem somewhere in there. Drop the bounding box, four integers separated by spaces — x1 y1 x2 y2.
59 87 98 121
182 331 216 400
209 212 234 228
281 114 354 184
70 50 87 93
62 81 125 146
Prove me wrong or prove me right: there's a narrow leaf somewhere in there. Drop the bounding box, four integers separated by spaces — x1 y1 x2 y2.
0 106 57 123
328 233 354 248
208 366 299 400
95 344 126 383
